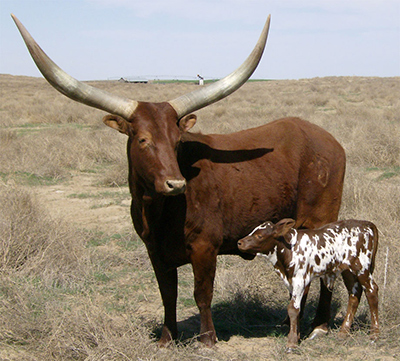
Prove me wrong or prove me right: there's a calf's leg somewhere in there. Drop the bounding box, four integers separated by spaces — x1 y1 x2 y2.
281 288 309 327
296 211 339 339
287 299 301 350
286 283 308 350
339 270 362 337
359 273 379 339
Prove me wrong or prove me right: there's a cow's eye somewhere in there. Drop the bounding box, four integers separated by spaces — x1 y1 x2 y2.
138 137 147 146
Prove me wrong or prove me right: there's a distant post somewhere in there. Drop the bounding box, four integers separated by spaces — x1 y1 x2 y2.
197 74 204 86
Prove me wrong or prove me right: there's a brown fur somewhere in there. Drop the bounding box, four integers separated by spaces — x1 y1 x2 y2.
105 104 346 346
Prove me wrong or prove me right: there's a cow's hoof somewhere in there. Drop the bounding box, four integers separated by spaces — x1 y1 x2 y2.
157 326 174 348
308 327 328 340
199 331 218 348
157 339 173 348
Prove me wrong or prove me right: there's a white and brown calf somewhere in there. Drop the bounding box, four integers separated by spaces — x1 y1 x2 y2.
237 219 379 350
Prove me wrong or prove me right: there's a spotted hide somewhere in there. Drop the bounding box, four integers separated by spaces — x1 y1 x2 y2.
238 219 379 350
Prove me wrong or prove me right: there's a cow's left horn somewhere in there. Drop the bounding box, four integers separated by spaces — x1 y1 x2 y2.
168 15 271 120
11 14 138 120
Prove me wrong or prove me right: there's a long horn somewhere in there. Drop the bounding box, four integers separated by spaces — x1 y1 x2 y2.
11 14 138 120
169 15 271 119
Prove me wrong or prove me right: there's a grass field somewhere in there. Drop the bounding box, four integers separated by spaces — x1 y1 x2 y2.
0 74 399 360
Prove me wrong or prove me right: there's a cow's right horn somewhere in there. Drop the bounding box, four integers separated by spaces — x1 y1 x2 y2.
11 14 138 121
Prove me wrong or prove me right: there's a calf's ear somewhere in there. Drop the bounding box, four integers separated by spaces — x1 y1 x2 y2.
103 115 131 136
274 218 296 237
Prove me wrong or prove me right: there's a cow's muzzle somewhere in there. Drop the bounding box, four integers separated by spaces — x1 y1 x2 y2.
163 179 186 196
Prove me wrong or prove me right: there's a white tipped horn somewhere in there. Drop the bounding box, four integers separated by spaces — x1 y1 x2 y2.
11 14 138 120
168 15 271 119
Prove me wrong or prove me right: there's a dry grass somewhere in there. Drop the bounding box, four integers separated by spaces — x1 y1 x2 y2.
0 74 399 360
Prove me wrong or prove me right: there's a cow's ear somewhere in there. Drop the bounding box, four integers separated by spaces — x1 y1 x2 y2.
103 114 131 136
178 114 197 133
274 219 296 237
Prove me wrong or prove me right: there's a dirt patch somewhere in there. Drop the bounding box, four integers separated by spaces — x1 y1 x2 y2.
30 172 132 234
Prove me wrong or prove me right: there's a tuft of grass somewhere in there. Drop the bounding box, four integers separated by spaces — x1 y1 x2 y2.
377 167 400 180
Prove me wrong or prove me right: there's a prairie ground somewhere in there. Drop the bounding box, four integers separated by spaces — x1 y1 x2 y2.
0 74 399 360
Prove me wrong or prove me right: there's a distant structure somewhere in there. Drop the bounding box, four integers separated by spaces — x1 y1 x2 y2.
197 74 204 86
118 77 148 84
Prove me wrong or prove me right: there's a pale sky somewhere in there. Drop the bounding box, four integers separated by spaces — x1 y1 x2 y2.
1 0 399 80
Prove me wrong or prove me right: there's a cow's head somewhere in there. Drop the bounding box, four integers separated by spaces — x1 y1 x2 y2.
237 219 296 254
12 14 270 197
103 103 197 196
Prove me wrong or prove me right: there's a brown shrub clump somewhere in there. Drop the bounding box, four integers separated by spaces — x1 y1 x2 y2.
0 185 90 283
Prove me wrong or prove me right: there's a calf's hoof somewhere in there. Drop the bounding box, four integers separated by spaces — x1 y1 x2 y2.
338 329 350 339
369 330 379 343
285 345 300 354
308 326 329 340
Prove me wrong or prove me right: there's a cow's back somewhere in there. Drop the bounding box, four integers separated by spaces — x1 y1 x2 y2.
179 117 346 254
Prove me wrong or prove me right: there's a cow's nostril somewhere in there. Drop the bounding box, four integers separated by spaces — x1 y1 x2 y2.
164 179 186 195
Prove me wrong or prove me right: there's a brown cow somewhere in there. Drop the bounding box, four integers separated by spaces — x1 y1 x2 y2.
12 14 346 346
237 219 379 351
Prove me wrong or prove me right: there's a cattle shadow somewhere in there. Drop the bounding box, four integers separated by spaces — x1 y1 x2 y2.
178 140 274 181
180 141 274 165
152 294 343 344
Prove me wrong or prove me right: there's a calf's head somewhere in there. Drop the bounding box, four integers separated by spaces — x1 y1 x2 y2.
237 219 296 254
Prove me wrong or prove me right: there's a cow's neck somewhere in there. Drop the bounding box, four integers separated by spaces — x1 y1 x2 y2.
130 176 166 242
140 192 165 241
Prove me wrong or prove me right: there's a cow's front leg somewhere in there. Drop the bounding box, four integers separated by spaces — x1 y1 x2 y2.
309 278 332 339
147 250 178 346
189 242 218 347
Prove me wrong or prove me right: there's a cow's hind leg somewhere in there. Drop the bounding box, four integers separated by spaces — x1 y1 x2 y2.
339 270 362 338
295 144 345 339
189 241 218 346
